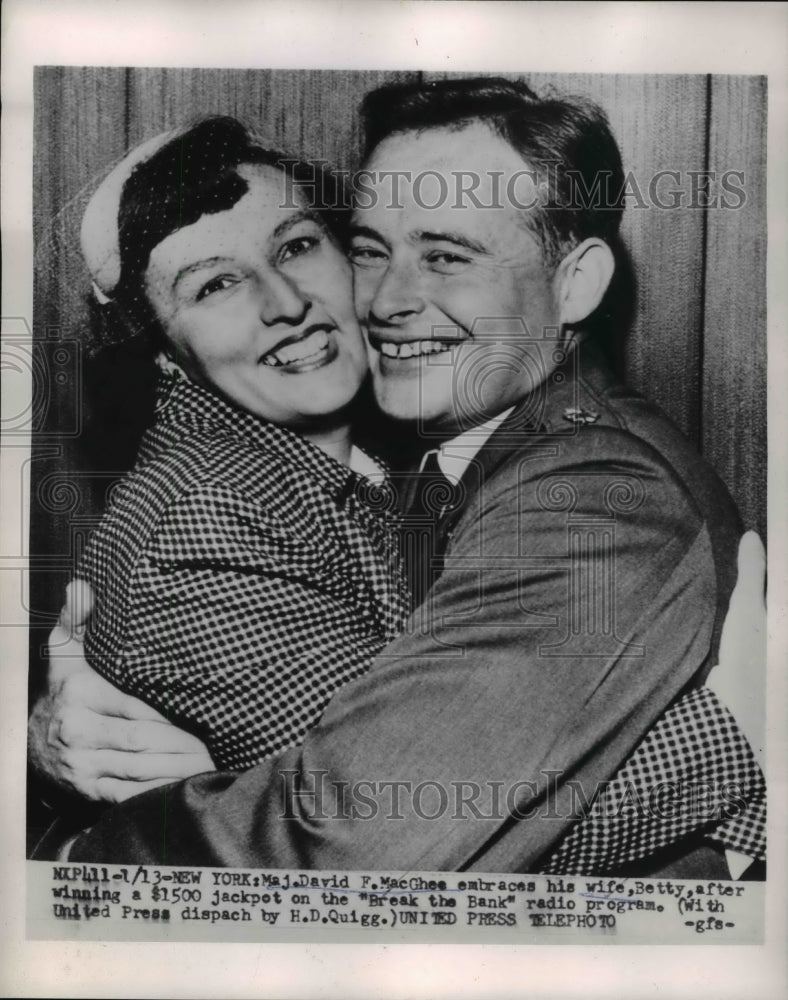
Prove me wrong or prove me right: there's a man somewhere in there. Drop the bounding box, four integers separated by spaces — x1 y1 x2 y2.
31 78 764 874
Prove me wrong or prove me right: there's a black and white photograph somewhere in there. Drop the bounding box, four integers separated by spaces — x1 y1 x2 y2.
2 2 786 998
26 61 769 876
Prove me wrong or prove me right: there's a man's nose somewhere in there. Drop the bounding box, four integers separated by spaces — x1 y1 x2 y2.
257 271 310 326
368 258 425 324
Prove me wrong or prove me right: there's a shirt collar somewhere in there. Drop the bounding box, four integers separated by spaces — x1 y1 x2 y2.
420 408 515 483
349 445 386 485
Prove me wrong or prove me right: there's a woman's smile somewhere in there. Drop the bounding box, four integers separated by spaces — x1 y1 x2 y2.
260 324 337 371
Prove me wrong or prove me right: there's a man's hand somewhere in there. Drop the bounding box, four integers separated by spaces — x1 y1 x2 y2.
707 531 767 764
29 580 216 804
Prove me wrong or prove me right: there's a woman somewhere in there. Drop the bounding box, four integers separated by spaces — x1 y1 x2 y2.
76 116 409 770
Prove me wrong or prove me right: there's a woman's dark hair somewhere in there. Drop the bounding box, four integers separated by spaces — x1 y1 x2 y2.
81 116 350 477
105 116 347 348
360 77 625 267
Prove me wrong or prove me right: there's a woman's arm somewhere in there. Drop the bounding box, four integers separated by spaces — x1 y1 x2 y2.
706 531 767 764
113 483 390 771
31 477 399 794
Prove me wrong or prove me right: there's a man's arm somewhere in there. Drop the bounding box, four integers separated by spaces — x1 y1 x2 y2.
67 445 725 868
29 582 215 804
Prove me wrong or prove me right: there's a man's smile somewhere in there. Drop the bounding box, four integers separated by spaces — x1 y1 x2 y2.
366 331 466 362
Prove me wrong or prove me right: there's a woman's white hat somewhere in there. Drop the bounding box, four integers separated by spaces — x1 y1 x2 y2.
79 119 281 304
79 127 183 301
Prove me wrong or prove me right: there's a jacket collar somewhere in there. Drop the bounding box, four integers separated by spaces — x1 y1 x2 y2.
153 372 360 504
450 337 617 489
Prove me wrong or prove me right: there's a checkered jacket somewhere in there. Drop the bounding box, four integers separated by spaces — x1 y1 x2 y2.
537 686 766 873
81 373 410 770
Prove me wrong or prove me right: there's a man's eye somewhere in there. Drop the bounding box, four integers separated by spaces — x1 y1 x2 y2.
425 251 471 274
196 276 237 301
279 236 320 262
349 245 388 268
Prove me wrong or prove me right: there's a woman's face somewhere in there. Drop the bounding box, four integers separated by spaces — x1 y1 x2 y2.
144 164 368 430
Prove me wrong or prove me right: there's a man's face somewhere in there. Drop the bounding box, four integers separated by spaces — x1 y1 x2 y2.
351 122 564 433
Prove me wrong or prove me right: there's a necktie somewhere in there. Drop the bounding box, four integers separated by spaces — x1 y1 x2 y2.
401 450 461 612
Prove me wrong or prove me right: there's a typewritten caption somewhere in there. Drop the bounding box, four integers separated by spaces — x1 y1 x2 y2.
27 862 763 944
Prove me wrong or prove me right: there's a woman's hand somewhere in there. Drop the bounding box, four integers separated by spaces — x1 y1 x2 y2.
28 580 216 803
707 531 767 765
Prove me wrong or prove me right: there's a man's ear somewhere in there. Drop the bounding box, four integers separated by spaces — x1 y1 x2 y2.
555 238 615 326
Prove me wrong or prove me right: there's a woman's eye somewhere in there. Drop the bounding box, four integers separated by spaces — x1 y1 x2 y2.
279 236 320 262
195 276 237 301
349 245 388 268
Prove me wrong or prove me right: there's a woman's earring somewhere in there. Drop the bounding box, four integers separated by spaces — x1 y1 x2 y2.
155 350 185 377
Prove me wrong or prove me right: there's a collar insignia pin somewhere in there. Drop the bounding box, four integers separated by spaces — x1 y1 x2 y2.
563 407 600 425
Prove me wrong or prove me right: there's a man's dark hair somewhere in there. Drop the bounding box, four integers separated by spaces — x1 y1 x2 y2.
360 77 625 266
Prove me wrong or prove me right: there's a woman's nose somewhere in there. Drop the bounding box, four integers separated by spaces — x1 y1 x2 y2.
368 258 425 324
257 271 311 326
